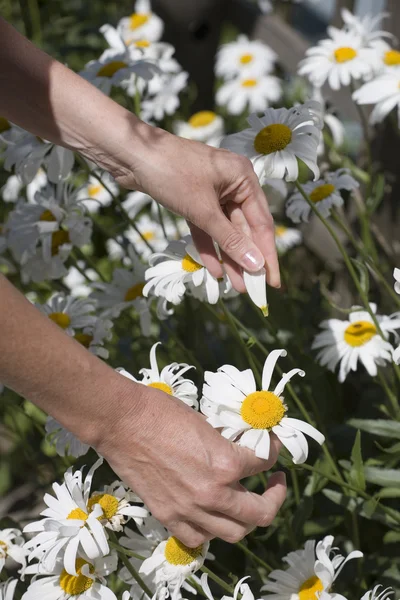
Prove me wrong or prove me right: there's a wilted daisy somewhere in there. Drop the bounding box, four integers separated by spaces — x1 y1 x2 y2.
275 225 302 254
395 268 400 294
0 580 18 600
353 67 400 126
216 74 282 115
77 172 118 213
118 341 198 408
45 417 90 459
286 169 359 223
3 127 74 184
221 103 322 183
143 236 221 306
201 349 324 463
298 28 375 90
117 0 164 45
0 529 26 574
312 304 400 382
23 458 110 576
36 293 97 335
341 9 392 46
140 536 209 600
215 34 277 79
261 535 362 600
22 553 118 600
174 111 224 144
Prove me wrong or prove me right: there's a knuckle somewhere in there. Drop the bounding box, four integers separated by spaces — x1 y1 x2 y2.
215 455 240 482
221 528 247 544
257 510 274 528
235 155 253 173
222 229 247 254
184 532 207 548
150 506 175 527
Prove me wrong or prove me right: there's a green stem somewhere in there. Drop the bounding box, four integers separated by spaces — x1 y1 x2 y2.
72 248 107 282
236 540 273 573
377 370 400 418
201 566 234 595
109 541 145 561
108 532 153 598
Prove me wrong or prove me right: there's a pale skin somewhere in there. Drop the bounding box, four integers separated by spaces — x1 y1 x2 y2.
0 18 286 547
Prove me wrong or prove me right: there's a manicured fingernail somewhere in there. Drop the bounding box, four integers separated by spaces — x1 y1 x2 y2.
243 250 264 271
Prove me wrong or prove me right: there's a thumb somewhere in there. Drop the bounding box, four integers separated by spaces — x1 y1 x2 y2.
206 210 264 273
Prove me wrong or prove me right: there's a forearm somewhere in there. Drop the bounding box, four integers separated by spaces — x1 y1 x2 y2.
0 18 152 179
0 275 140 446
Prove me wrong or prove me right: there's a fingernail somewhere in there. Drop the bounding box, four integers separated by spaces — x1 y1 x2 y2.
243 250 264 271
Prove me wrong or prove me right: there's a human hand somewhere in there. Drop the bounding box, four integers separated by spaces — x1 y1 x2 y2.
114 124 280 291
94 377 286 548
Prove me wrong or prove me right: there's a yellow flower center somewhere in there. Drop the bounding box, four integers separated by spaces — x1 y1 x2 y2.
0 541 8 557
182 253 202 273
298 576 324 600
344 320 377 347
240 391 286 429
275 225 288 237
59 558 94 595
241 78 257 87
254 124 292 155
164 536 203 566
87 184 102 198
67 508 88 521
51 230 70 256
88 494 119 520
124 282 145 302
74 333 93 348
0 117 11 134
39 209 57 222
239 53 254 65
148 382 173 395
188 111 217 128
48 312 71 329
130 13 149 30
334 47 357 63
142 230 156 241
135 39 151 47
309 183 335 203
97 61 127 77
384 49 400 66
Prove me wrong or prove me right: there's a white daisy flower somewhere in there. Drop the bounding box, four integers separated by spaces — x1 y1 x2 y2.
36 293 97 335
341 9 392 46
107 214 175 261
353 67 400 126
91 254 152 335
261 535 362 600
118 341 198 409
23 458 110 576
215 34 277 79
117 0 164 45
275 225 302 254
63 265 98 298
312 304 400 382
244 269 268 317
22 553 118 600
3 127 74 184
0 529 26 574
394 345 400 365
221 103 322 183
361 586 394 600
286 168 359 223
127 40 181 74
87 481 148 532
74 316 114 359
202 573 260 600
140 536 209 600
143 236 221 306
77 172 118 213
216 74 282 115
394 268 400 294
174 111 224 144
141 71 189 122
201 349 324 463
0 579 18 600
364 40 400 75
45 417 90 459
298 28 375 90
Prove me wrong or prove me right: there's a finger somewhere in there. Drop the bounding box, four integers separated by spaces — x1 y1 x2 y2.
167 520 213 548
241 185 281 288
192 510 252 544
226 471 287 527
189 223 223 279
204 204 264 273
221 249 246 293
236 433 282 479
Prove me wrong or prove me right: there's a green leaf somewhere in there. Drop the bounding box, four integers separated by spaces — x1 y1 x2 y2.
376 488 400 499
348 419 400 440
376 441 400 455
384 531 400 544
350 259 369 296
363 466 400 487
367 173 386 214
322 489 361 512
349 430 366 491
